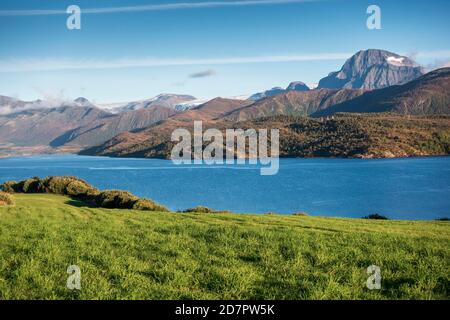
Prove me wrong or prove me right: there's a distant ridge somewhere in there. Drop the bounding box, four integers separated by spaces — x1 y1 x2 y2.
109 94 197 113
223 88 365 121
0 105 111 147
51 105 178 148
249 81 310 101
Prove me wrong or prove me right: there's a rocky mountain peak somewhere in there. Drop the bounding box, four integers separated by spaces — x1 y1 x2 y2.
318 49 424 90
74 97 92 107
286 81 310 91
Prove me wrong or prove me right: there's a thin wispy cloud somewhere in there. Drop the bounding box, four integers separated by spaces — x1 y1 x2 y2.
408 50 450 71
189 69 217 78
0 0 318 16
0 53 352 73
2 51 450 73
415 50 450 59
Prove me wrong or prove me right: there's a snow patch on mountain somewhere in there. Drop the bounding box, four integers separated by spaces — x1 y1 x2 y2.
386 56 406 66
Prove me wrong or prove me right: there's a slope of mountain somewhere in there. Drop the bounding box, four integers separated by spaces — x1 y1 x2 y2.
286 81 310 91
0 95 28 114
249 87 286 101
313 68 450 117
81 113 450 159
80 97 251 157
110 94 197 113
73 97 96 108
318 49 424 90
173 98 211 111
223 88 366 121
0 104 112 147
51 105 178 148
249 81 310 101
174 97 252 121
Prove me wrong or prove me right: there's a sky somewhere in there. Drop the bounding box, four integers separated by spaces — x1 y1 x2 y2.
0 0 450 103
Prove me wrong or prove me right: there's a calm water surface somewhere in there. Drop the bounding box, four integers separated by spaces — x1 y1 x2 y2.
0 155 449 220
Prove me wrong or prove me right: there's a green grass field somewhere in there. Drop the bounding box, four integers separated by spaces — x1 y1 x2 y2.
0 194 449 300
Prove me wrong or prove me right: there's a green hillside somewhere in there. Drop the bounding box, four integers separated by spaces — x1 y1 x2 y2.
0 194 448 300
83 113 450 159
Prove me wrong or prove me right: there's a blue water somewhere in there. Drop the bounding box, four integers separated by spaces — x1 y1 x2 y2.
0 154 449 220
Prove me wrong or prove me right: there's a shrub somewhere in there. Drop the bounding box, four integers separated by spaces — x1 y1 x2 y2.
363 214 389 220
292 212 309 216
95 190 138 209
0 191 15 206
183 206 215 213
132 198 168 212
22 177 43 193
1 176 169 212
45 176 78 195
66 180 99 199
1 181 18 193
1 180 25 193
39 176 93 195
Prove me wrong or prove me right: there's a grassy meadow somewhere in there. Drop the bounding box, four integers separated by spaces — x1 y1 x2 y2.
0 194 449 300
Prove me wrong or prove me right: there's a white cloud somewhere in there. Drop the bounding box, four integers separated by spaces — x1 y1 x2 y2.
0 0 318 16
2 50 450 73
0 53 353 73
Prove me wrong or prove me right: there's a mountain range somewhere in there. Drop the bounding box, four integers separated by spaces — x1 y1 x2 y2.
106 94 197 113
1 49 449 158
81 113 450 159
313 67 450 116
223 88 366 121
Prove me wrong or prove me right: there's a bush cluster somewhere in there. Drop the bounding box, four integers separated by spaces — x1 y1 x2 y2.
0 176 96 196
363 213 389 220
182 206 219 213
95 190 138 209
0 176 167 212
132 198 169 212
292 212 309 216
65 180 100 199
0 191 15 206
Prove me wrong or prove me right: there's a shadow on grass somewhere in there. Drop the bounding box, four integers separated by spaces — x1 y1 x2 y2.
65 199 98 208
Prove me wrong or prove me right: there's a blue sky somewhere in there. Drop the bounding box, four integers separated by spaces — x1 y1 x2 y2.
0 0 449 103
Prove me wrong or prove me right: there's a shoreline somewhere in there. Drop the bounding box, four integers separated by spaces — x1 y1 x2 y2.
1 151 450 161
1 170 449 222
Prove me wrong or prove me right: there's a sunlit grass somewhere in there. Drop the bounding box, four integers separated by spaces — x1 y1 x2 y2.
0 194 448 300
